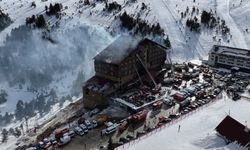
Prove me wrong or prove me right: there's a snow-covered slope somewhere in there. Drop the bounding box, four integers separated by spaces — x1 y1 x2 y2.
0 0 249 129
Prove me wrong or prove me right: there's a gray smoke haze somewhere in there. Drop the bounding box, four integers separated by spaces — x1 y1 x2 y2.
0 23 114 88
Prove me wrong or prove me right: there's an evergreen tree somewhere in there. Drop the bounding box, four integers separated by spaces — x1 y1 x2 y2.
164 36 171 48
36 15 46 28
3 112 12 124
1 128 8 143
0 89 8 104
15 100 25 120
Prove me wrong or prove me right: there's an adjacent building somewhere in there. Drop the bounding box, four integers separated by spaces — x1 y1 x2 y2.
83 36 168 108
207 45 250 71
215 115 250 148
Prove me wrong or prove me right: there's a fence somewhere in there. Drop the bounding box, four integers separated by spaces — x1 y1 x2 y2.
115 94 222 150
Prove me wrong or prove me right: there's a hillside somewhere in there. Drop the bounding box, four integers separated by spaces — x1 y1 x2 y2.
0 0 249 148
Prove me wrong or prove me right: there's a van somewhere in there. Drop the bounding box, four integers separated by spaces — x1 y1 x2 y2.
105 125 117 135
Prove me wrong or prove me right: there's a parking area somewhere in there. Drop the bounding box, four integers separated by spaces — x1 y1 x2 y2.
25 63 250 150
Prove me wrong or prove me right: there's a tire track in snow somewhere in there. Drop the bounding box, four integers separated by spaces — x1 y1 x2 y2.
161 0 205 60
148 0 194 62
216 0 248 49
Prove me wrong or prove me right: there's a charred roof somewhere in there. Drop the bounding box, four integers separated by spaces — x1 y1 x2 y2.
94 35 167 65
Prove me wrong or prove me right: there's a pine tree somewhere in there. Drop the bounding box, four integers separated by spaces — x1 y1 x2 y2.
16 100 25 120
1 128 8 143
0 89 8 104
36 15 46 28
164 36 171 48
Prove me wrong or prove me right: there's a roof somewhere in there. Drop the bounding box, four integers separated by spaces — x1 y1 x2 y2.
85 76 116 93
211 45 250 59
215 115 250 146
94 35 167 65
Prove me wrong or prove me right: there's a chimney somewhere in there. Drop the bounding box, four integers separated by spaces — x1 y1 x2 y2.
244 121 249 133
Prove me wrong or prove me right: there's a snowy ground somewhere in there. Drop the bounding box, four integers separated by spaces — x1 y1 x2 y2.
125 93 250 150
0 0 250 114
0 0 250 149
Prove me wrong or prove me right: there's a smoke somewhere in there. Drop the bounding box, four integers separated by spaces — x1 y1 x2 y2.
0 23 114 88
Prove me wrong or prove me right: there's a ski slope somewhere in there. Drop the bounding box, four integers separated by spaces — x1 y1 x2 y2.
217 0 248 49
0 0 250 148
127 94 250 150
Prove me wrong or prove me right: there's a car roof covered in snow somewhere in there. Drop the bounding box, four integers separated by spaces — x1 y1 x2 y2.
94 35 167 65
215 115 250 147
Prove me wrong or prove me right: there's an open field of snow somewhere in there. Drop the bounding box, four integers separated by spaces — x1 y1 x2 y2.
125 94 250 150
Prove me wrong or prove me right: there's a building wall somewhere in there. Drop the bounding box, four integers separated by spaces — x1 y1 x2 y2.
118 46 146 85
83 87 107 108
94 41 167 85
83 40 167 108
94 61 120 82
146 43 166 69
208 52 250 70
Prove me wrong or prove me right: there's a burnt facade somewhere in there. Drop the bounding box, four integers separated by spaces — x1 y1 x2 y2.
83 36 167 108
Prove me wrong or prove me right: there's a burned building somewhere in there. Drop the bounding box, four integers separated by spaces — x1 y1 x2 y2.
83 36 168 108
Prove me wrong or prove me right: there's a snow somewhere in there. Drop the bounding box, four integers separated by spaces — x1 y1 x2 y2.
216 0 248 49
0 0 250 149
126 93 250 150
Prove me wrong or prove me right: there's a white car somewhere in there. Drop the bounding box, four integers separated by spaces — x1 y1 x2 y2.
105 122 114 128
92 120 98 128
79 124 88 133
74 126 85 136
58 135 71 146
84 120 93 129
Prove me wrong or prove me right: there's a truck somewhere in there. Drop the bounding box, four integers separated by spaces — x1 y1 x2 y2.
128 110 148 124
152 100 163 110
55 128 69 140
118 120 129 133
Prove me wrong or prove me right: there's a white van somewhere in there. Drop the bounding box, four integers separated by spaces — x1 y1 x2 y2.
105 125 117 135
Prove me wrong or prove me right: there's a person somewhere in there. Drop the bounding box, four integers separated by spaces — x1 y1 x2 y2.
178 125 181 132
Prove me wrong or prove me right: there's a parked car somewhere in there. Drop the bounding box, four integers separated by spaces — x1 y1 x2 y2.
232 93 241 101
74 126 85 136
50 138 57 145
66 130 75 138
79 124 88 133
84 120 93 129
105 125 117 135
92 120 98 128
58 135 71 146
90 108 100 117
169 113 180 119
158 116 171 123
